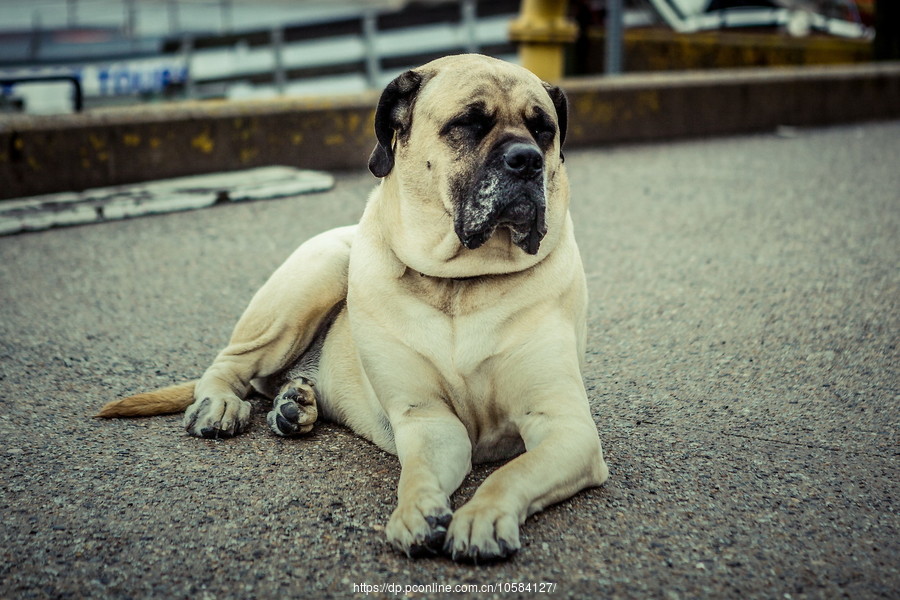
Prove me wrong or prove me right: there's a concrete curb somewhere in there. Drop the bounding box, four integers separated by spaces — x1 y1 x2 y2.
0 166 334 235
1 61 899 200
0 94 376 201
563 62 900 145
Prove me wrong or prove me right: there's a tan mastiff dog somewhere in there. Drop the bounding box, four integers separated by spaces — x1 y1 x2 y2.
98 54 608 562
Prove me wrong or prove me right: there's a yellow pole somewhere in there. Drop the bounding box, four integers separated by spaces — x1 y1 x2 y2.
509 0 578 81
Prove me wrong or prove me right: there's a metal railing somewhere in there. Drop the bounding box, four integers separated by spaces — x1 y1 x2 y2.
166 0 519 99
0 0 520 110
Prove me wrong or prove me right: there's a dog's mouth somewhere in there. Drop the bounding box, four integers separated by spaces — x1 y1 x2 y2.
498 199 547 255
459 195 548 255
459 197 547 255
453 139 549 256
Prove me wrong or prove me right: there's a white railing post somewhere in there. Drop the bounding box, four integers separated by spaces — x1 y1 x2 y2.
67 0 78 28
272 26 286 95
123 0 137 39
220 0 233 35
29 10 42 61
181 34 195 99
462 0 479 54
363 11 381 89
168 0 180 36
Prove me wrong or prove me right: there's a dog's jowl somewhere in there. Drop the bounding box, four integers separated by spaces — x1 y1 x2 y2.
97 55 609 563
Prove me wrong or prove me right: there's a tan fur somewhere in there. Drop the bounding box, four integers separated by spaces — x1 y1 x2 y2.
95 381 196 417
100 56 608 562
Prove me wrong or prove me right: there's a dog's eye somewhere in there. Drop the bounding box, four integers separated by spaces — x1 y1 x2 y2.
444 112 494 140
526 115 556 146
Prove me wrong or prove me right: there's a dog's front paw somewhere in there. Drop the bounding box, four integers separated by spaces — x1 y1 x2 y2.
183 395 251 438
386 492 453 558
267 381 318 437
444 501 520 563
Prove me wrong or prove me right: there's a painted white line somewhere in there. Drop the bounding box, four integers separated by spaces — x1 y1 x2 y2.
0 166 334 235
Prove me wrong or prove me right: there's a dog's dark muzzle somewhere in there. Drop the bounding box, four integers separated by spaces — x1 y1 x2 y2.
457 142 548 256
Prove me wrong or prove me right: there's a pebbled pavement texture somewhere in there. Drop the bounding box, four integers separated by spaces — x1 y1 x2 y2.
1 121 897 599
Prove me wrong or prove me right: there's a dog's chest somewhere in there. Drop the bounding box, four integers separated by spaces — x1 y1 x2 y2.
398 282 503 383
350 266 544 461
398 274 507 371
395 274 528 448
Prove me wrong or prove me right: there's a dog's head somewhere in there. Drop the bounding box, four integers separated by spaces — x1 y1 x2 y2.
368 55 569 275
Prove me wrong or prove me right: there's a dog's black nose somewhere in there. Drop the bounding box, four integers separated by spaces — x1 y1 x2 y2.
503 143 543 179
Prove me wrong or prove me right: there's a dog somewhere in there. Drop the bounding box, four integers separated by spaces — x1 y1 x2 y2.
97 54 609 562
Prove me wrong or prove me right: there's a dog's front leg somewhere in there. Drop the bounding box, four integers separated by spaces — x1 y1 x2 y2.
183 226 354 438
445 408 608 562
385 404 472 557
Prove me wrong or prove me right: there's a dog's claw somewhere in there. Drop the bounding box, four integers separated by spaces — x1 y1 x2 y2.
408 531 444 558
385 494 453 559
443 503 521 563
402 530 447 558
183 395 251 438
443 539 516 563
408 514 451 556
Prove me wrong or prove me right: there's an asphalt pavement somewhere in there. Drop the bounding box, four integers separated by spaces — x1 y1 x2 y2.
1 121 898 599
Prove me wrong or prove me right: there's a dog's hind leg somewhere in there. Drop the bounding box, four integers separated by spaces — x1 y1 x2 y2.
264 301 342 437
184 226 355 438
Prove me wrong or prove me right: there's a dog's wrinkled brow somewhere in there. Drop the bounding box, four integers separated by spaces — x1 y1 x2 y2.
449 101 490 120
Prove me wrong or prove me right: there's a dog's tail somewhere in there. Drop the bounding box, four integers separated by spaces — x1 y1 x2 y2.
95 381 197 418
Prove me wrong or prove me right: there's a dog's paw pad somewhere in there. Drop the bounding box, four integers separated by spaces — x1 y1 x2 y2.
267 382 317 437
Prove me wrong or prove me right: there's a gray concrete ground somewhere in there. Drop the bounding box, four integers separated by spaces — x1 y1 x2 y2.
1 121 897 599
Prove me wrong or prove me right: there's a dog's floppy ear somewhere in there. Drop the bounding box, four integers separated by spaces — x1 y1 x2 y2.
368 70 424 178
542 82 568 159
